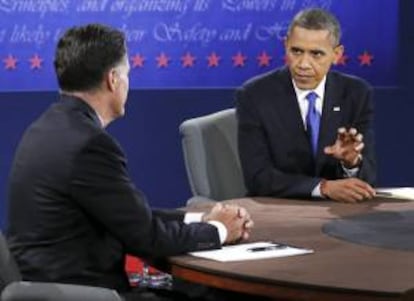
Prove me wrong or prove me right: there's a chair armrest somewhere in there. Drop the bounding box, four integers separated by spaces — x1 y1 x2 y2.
186 196 218 206
1 281 123 301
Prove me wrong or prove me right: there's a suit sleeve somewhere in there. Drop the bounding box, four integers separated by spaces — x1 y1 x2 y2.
236 87 321 198
350 83 376 185
69 133 220 258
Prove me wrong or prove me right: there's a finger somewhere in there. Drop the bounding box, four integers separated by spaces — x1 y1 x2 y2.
222 204 237 213
244 220 254 229
336 127 347 141
359 184 376 198
336 194 359 203
211 203 223 213
337 127 346 134
354 142 364 152
355 133 363 142
337 183 364 202
344 191 364 203
237 207 247 218
349 127 358 136
355 188 372 200
324 146 334 155
350 181 375 199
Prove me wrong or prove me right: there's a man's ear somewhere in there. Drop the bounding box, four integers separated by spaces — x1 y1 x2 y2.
106 69 118 92
333 44 344 65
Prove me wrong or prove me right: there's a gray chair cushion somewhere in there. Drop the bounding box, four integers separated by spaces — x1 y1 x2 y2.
1 282 123 301
0 231 122 301
180 109 246 202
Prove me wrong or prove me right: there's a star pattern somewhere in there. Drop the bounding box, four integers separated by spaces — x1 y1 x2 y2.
181 52 196 68
207 52 220 67
336 54 349 66
358 51 374 66
156 52 170 68
3 55 18 70
232 51 247 67
257 51 272 67
0 49 377 75
131 54 145 68
29 54 43 69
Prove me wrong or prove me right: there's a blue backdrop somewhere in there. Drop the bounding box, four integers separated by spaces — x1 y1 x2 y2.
1 0 413 230
0 0 398 90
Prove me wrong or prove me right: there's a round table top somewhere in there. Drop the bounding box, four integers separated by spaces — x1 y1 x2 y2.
170 197 414 300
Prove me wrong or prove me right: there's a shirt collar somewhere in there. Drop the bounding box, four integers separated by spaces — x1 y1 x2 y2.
292 76 327 101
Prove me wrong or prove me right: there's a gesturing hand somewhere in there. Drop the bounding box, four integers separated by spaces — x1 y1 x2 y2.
324 127 363 168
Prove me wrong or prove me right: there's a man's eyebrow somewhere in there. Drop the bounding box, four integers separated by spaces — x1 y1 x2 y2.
310 49 326 55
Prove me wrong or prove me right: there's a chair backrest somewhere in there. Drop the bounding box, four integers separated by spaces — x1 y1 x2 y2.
0 231 21 292
179 108 246 201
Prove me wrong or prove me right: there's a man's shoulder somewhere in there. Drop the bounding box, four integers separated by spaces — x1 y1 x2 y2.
328 70 372 91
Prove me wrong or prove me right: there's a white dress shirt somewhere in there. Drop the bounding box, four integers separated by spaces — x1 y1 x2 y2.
184 213 227 243
291 77 359 197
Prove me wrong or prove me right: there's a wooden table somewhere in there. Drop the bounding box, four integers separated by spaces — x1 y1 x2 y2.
169 198 414 301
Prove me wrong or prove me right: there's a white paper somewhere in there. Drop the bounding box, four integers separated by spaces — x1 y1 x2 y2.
376 187 414 200
189 241 313 262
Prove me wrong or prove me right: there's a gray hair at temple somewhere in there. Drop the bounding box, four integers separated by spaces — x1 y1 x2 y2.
287 8 341 47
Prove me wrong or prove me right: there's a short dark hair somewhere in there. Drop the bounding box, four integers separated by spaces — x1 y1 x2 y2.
288 8 341 46
54 24 126 92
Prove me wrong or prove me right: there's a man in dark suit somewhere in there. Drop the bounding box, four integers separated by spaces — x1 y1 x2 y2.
236 8 376 203
7 24 253 300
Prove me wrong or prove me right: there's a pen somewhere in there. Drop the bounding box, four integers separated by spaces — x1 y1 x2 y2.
247 244 288 252
375 191 393 196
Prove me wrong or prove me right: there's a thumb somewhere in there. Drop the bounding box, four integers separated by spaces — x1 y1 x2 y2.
324 146 334 154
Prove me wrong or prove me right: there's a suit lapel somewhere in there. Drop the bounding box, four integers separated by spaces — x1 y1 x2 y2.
315 73 342 174
276 70 310 148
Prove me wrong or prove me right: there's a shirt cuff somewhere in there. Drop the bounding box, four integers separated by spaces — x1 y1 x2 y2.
342 164 360 177
184 212 203 224
184 213 227 244
206 221 227 244
311 182 323 198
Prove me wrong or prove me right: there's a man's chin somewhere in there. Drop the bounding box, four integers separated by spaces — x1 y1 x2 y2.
294 78 317 90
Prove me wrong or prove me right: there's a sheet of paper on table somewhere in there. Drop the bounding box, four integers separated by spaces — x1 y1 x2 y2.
189 241 313 262
375 187 414 200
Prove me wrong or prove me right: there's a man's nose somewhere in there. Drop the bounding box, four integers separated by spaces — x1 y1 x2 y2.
297 54 311 69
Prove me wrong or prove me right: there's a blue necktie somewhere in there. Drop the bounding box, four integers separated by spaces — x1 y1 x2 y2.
306 92 320 156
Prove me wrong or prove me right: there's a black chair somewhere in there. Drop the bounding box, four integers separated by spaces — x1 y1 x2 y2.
0 231 122 301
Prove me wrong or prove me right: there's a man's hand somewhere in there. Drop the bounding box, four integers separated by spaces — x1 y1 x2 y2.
324 127 364 168
321 178 376 203
203 203 254 244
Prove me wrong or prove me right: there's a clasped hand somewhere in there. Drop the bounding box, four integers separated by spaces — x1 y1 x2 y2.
203 203 254 244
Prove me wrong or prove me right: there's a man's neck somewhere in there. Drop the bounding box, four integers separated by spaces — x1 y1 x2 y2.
63 90 113 127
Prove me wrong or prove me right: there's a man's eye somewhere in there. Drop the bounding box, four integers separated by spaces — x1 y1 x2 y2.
311 51 325 58
291 48 302 55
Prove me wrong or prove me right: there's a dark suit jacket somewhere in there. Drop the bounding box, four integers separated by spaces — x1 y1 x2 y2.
236 68 376 198
7 95 220 292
